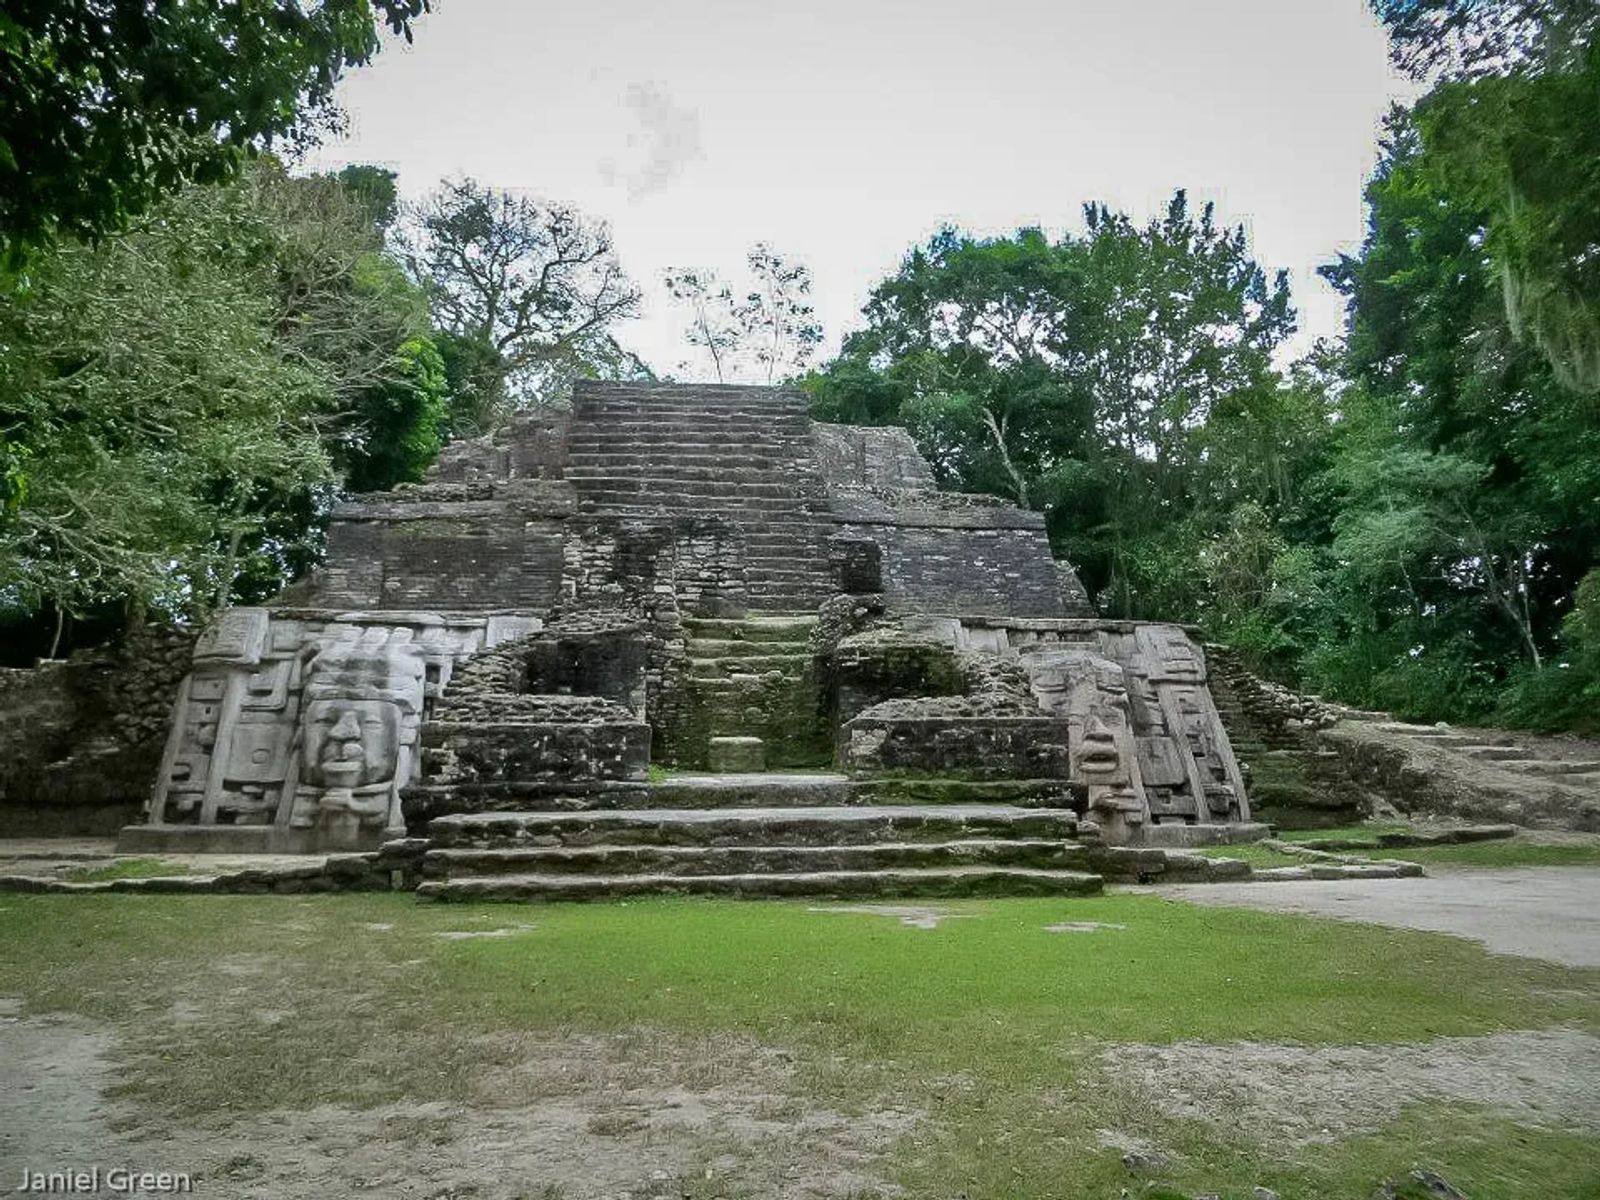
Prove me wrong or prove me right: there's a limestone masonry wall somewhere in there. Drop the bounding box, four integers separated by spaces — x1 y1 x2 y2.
0 625 195 834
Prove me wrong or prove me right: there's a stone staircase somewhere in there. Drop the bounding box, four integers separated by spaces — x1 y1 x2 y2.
564 383 837 613
1206 647 1371 828
1323 720 1600 830
674 614 828 770
415 799 1102 901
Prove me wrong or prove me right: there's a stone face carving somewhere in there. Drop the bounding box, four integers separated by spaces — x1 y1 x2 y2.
146 609 538 849
1025 648 1150 842
289 628 426 837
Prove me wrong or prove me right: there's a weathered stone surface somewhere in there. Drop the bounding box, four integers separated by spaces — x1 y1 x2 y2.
707 736 766 772
101 382 1269 897
137 609 534 852
417 865 1104 902
425 805 1080 850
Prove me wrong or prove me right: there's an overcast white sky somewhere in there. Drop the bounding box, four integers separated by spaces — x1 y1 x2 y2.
308 0 1416 377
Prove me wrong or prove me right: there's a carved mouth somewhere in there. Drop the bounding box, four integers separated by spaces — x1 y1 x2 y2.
1076 747 1121 773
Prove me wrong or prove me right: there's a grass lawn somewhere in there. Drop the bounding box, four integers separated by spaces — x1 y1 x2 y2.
1 893 1597 1198
1275 824 1600 869
1194 844 1312 868
1276 824 1414 843
62 856 192 882
1358 840 1600 868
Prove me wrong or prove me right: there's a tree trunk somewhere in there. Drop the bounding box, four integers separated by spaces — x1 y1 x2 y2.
980 408 1030 507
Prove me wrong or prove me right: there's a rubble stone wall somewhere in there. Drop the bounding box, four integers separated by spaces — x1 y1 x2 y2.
0 626 195 834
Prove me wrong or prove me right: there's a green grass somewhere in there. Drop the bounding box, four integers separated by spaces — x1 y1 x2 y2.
63 857 191 882
1274 824 1600 868
1195 844 1312 868
1 893 1596 1198
1360 840 1600 868
1276 823 1415 843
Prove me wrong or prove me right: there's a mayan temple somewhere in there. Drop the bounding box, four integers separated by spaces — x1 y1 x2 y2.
120 381 1263 897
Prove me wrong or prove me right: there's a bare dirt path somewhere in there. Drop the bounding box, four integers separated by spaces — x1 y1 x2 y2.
1153 866 1600 966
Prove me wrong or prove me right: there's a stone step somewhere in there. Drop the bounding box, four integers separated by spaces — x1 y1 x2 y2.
682 615 817 637
744 593 834 612
423 838 1090 879
1460 744 1539 762
568 420 811 438
565 476 818 500
685 642 811 659
689 655 811 679
417 865 1104 902
575 397 811 415
565 451 803 470
426 804 1081 849
743 571 834 589
744 597 831 615
564 464 819 484
565 441 813 461
647 773 848 807
1374 723 1504 745
1512 759 1600 776
847 778 1077 808
576 493 831 514
569 429 809 443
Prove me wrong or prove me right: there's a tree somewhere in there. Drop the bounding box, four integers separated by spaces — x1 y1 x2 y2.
1309 113 1600 716
0 157 445 646
0 0 429 269
806 192 1299 617
1371 0 1596 82
1371 0 1600 391
405 179 643 411
663 244 824 384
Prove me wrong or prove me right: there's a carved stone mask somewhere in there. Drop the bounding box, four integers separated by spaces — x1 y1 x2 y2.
298 629 425 794
1071 702 1133 787
302 698 401 789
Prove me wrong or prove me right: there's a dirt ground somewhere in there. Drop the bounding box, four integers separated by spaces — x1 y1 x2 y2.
1154 865 1600 967
0 1012 916 1199
1100 1027 1600 1146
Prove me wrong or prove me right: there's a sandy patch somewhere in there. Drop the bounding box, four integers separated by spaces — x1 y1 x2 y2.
1101 1027 1600 1145
0 1016 916 1199
434 924 536 941
809 905 977 930
1045 921 1126 934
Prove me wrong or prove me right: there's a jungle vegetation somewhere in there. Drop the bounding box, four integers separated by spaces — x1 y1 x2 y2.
0 0 1595 732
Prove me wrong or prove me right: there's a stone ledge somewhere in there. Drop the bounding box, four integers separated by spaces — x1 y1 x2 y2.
115 824 385 855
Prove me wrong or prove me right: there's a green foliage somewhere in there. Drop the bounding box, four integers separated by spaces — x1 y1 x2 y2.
805 191 1305 621
0 157 440 627
344 335 448 494
663 243 824 384
0 0 428 269
1497 567 1600 733
1308 110 1600 719
404 178 643 410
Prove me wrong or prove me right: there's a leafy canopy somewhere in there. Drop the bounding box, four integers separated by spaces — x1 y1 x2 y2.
0 0 429 268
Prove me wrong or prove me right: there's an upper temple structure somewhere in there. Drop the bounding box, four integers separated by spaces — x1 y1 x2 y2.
122 382 1260 897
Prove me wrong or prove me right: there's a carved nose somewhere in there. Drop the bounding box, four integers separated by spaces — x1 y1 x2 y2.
330 711 361 741
1087 715 1115 740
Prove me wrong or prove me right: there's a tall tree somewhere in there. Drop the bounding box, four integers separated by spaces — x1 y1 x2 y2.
806 192 1298 617
0 0 429 269
405 179 644 415
0 158 444 646
1312 113 1600 716
664 244 824 384
1372 0 1600 391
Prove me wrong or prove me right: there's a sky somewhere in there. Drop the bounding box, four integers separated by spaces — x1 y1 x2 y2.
308 0 1418 378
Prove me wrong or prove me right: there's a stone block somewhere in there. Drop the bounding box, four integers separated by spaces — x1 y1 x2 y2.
708 736 766 773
